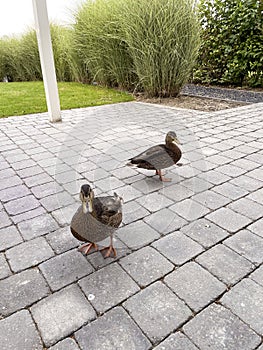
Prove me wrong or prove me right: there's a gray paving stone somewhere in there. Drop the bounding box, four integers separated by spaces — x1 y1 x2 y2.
137 192 173 212
0 225 23 251
170 198 210 221
153 332 199 350
144 208 187 235
24 172 53 187
224 230 263 265
6 237 54 272
230 174 263 192
51 202 79 226
206 207 252 233
192 190 231 210
0 268 49 316
31 181 64 199
207 154 232 165
197 244 254 285
0 175 23 191
18 213 59 240
0 310 42 350
49 338 80 350
248 218 263 238
0 253 11 279
213 182 249 200
83 167 109 182
198 169 231 185
109 184 142 203
46 227 79 254
247 188 263 204
221 278 263 334
12 159 36 170
247 168 263 181
117 221 160 249
161 183 194 202
120 246 174 287
4 195 40 216
17 165 44 178
122 201 150 225
0 210 12 228
79 263 139 313
183 303 261 350
75 307 151 350
231 157 260 170
123 281 192 344
40 191 75 212
11 205 46 224
31 284 96 347
40 249 94 291
228 197 263 221
54 170 82 185
132 177 167 194
111 166 138 179
216 164 246 177
153 232 203 265
250 265 263 287
165 262 226 312
180 177 213 194
95 176 125 192
181 218 229 247
0 184 30 203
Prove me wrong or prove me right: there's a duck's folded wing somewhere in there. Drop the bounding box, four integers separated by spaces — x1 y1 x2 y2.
130 145 165 164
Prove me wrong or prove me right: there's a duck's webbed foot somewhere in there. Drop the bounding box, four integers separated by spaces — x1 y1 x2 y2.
79 242 98 255
156 169 171 182
100 245 117 259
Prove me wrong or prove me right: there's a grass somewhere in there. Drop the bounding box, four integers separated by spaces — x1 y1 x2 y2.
0 81 134 118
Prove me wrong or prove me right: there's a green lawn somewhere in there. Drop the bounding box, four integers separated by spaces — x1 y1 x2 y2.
0 81 134 118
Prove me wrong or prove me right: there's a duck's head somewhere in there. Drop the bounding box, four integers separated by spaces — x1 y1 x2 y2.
80 184 94 214
166 131 180 145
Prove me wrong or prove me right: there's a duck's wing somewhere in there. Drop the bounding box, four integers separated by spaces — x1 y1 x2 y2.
130 144 175 169
130 144 166 164
93 196 122 228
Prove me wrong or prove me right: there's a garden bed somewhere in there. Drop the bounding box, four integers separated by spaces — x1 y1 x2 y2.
136 84 263 112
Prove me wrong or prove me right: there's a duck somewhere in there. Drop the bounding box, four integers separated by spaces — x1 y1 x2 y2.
70 184 123 258
128 131 182 181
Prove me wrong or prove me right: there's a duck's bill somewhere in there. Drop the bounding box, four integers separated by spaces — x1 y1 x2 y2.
173 137 181 145
87 200 93 213
82 201 88 214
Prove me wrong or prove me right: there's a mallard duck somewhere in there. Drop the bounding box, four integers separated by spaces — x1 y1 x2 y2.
70 184 123 258
128 131 181 181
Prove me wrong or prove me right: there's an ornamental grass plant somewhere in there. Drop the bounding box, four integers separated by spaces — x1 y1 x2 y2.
74 0 200 96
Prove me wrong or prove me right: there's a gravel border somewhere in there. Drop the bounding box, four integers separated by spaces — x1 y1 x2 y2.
181 83 263 103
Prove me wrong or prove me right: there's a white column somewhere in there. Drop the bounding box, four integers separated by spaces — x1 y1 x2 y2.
32 0 61 122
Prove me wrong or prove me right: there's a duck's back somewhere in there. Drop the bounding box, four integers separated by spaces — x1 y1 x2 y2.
130 144 181 170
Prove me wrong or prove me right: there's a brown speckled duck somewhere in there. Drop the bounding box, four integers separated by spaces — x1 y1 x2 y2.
128 131 182 181
70 184 123 258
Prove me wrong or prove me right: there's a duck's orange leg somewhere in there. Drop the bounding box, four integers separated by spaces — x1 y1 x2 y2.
79 242 98 255
100 235 117 258
156 169 171 182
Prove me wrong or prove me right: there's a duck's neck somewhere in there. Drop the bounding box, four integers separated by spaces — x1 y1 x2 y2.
82 202 88 214
166 141 179 152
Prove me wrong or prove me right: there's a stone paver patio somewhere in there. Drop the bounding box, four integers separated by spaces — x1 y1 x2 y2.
0 101 262 349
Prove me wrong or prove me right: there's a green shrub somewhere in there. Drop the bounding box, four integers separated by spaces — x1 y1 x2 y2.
73 0 135 87
74 0 200 96
0 25 80 82
50 24 80 82
195 0 263 87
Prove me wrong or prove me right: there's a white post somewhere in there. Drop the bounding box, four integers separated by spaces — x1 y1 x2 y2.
32 0 61 122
